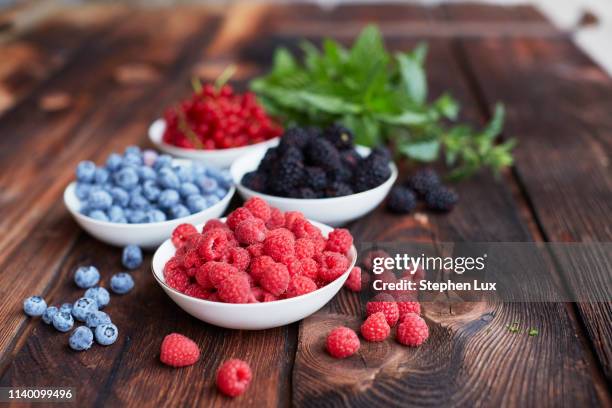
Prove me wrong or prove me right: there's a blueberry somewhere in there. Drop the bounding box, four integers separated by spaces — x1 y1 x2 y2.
108 205 127 223
122 245 142 270
23 296 47 317
109 187 129 207
87 190 113 210
179 182 199 198
114 167 139 190
142 180 161 202
174 165 193 183
186 194 208 213
142 149 158 167
106 153 123 171
129 193 150 210
88 210 109 222
146 209 167 222
158 189 180 208
76 161 96 183
84 287 110 309
191 163 207 178
138 165 157 181
206 167 232 188
69 326 94 351
206 196 220 207
52 311 74 332
75 183 92 200
127 209 147 224
124 145 141 156
169 204 190 219
154 154 172 170
197 177 218 194
60 303 73 314
74 266 100 289
123 152 143 167
86 310 111 328
95 323 118 346
94 167 110 184
110 273 134 294
42 306 59 324
213 188 227 199
158 167 180 190
72 297 98 322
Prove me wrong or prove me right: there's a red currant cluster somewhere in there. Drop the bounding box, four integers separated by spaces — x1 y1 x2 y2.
162 84 282 150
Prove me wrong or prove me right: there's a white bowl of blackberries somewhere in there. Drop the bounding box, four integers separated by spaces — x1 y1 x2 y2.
387 168 459 214
230 125 397 226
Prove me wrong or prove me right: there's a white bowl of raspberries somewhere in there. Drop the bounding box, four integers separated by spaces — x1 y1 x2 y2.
151 198 359 330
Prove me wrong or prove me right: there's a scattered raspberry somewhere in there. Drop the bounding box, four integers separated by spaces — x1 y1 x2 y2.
160 333 200 367
216 274 252 303
184 283 209 300
198 229 229 261
295 238 315 259
171 224 198 248
202 219 229 234
284 211 305 230
281 256 302 277
164 261 189 292
265 207 285 229
259 262 290 296
244 197 271 222
366 294 400 327
286 276 317 298
216 359 252 397
396 313 429 346
247 243 264 258
234 217 266 245
395 294 421 318
318 251 349 283
344 266 362 292
325 228 353 254
263 228 295 262
360 312 390 342
248 255 274 284
299 258 319 280
326 327 360 358
225 247 250 271
226 207 253 230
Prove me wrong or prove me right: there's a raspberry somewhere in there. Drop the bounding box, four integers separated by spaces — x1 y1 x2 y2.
194 263 213 289
202 219 229 234
396 313 429 346
284 211 305 230
311 237 326 255
251 287 278 302
265 207 285 229
247 243 264 258
361 249 390 271
216 359 252 397
263 228 295 262
326 327 360 358
259 262 290 296
182 249 203 270
366 294 400 327
295 238 315 259
344 266 362 292
226 207 253 230
198 228 229 261
248 255 274 284
184 284 209 300
299 258 319 280
216 274 252 303
325 228 353 254
281 256 302 277
360 312 390 342
172 224 198 248
206 262 239 288
226 247 250 271
291 218 321 240
318 251 349 283
395 294 421 317
160 333 200 367
244 197 271 222
286 276 317 298
234 217 266 245
164 262 189 292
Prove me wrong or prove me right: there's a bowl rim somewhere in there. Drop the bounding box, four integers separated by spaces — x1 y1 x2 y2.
230 145 398 203
148 118 281 155
151 219 357 308
64 159 236 229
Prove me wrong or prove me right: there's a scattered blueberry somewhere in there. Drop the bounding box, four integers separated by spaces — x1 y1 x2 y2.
95 323 118 346
72 297 98 322
84 287 110 309
122 245 142 270
52 311 74 332
69 326 94 351
110 273 134 295
59 303 73 314
23 296 47 317
86 311 111 328
74 266 100 289
42 306 59 324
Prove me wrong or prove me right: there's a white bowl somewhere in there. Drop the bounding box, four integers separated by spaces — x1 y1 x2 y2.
151 219 357 330
148 118 280 168
230 145 398 226
63 166 235 249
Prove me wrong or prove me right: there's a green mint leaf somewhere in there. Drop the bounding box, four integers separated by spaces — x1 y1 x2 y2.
482 103 505 140
272 47 297 76
376 110 431 126
396 49 427 104
434 93 459 120
399 139 440 161
297 92 361 115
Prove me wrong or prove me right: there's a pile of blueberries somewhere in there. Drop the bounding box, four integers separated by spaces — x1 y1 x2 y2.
75 146 232 223
22 245 142 351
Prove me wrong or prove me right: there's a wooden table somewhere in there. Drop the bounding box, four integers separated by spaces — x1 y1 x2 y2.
0 2 610 407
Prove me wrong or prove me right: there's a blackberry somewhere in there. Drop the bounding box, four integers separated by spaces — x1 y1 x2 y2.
340 149 362 170
327 163 352 183
326 182 353 197
305 138 340 170
268 148 304 195
242 171 267 192
425 186 458 212
278 127 311 151
323 124 354 150
304 167 327 190
406 168 440 196
259 148 279 173
371 146 392 161
387 186 417 214
289 187 317 199
353 155 391 192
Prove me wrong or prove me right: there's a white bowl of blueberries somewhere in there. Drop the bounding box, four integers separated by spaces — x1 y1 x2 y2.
64 146 235 249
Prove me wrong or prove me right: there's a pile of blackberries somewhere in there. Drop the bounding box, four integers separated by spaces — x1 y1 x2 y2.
241 125 392 198
387 168 459 213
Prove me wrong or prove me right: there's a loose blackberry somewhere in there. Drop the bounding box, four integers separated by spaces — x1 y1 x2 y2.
305 167 327 190
326 182 353 197
387 186 416 214
424 186 458 212
323 124 354 150
406 168 440 196
242 171 267 192
353 155 391 192
305 138 340 170
278 127 311 151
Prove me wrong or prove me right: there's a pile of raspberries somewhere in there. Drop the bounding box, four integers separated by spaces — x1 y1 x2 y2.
163 197 362 302
241 125 392 198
